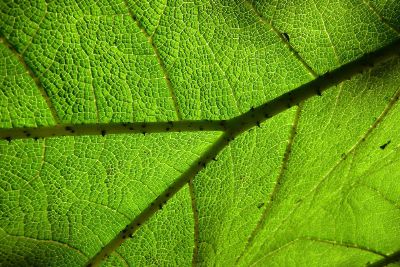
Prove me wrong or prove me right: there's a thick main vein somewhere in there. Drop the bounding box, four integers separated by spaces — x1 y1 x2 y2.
84 39 400 267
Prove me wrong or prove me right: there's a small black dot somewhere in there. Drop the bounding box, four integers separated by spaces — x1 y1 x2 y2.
199 126 204 131
282 32 290 42
166 192 170 197
256 121 260 127
166 127 170 131
159 204 163 210
129 233 133 238
379 140 391 150
142 131 146 135
34 137 39 141
4 136 11 142
101 130 106 137
65 126 75 133
212 157 217 161
316 89 322 96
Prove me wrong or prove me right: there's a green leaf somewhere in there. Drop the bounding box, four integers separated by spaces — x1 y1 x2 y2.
1 1 399 266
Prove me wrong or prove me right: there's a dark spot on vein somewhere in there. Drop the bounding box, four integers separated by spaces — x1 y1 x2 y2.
65 126 75 133
136 223 141 226
166 192 170 197
34 137 39 141
4 136 11 142
141 123 146 128
129 233 133 238
166 127 170 131
199 126 204 131
257 202 264 209
101 130 106 137
316 89 322 96
379 140 391 150
256 121 260 127
282 32 290 42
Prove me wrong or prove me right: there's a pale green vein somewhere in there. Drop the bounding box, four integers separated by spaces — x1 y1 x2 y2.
189 178 200 266
361 0 400 34
250 236 387 267
85 41 400 267
20 2 48 55
310 0 341 64
243 0 318 78
2 38 399 141
150 0 167 37
2 229 88 259
235 104 302 265
113 251 129 267
86 132 231 267
0 35 61 124
354 182 400 209
123 0 182 120
21 139 46 190
247 87 400 264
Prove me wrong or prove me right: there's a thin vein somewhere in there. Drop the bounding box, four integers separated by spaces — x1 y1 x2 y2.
2 229 88 258
250 87 400 263
0 35 61 124
235 105 302 265
21 2 48 55
197 31 241 113
151 0 168 37
113 251 129 267
243 0 318 78
310 0 341 64
123 0 182 120
86 132 232 267
189 179 200 266
80 199 131 222
355 182 400 209
361 0 400 35
21 139 47 190
251 236 387 266
1 39 399 141
83 39 400 266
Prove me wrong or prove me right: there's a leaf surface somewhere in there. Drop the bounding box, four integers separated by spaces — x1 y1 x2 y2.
0 0 399 266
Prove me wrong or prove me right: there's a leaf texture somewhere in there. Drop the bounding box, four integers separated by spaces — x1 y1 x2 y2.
0 0 399 266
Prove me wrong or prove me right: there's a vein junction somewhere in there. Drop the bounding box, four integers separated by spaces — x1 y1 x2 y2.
1 39 399 141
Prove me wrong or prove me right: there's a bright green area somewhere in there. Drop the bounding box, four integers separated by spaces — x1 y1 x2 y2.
1 0 400 267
